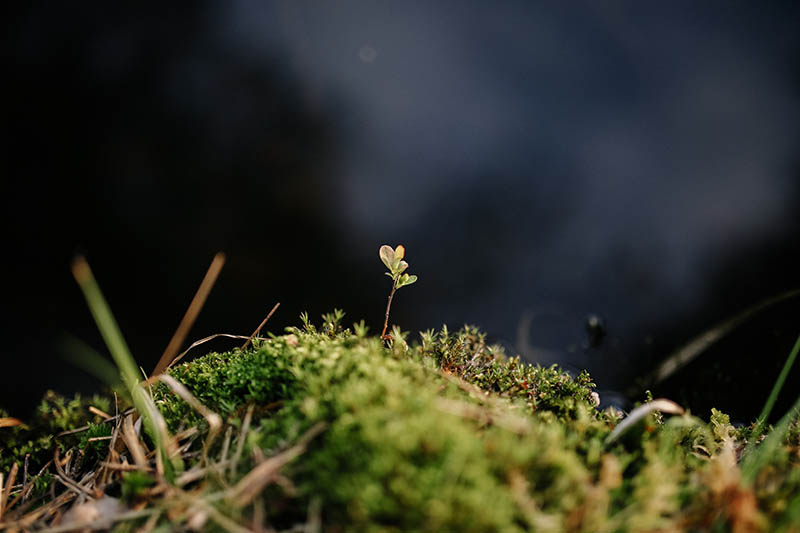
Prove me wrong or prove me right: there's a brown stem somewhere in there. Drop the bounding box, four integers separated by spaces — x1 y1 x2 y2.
381 278 398 339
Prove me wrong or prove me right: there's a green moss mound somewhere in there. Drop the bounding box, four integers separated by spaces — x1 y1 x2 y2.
2 315 800 532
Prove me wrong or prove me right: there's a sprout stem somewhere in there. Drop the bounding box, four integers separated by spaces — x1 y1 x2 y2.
381 277 398 339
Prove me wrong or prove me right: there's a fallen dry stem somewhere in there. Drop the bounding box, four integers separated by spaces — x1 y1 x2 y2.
157 374 222 461
229 406 254 478
88 406 112 419
227 422 327 508
166 333 268 371
241 302 281 351
56 411 123 437
121 414 148 470
152 252 226 378
1 491 76 531
52 449 93 497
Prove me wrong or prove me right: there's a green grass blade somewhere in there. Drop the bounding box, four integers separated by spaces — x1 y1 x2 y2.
60 334 124 392
741 392 800 484
71 256 182 479
71 258 142 392
740 332 800 485
754 332 800 434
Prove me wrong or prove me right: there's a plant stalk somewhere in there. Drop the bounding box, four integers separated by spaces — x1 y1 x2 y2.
381 278 398 339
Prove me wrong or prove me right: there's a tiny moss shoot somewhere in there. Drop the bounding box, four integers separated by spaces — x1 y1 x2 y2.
379 244 418 339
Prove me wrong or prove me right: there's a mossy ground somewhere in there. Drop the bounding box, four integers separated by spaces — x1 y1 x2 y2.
2 313 800 531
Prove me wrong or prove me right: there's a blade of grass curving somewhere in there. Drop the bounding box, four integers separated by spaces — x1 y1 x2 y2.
741 391 800 484
740 331 800 481
71 256 182 480
604 399 684 446
633 289 800 397
752 332 800 438
60 334 124 393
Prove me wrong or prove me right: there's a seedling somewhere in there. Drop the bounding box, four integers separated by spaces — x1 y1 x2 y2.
379 244 417 340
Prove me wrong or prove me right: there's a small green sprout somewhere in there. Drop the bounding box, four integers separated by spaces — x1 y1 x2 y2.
379 244 418 340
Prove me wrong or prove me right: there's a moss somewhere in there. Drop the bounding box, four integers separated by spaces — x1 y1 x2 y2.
0 391 111 474
4 316 800 531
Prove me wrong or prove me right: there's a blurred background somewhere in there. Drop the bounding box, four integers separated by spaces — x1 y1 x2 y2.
3 1 800 422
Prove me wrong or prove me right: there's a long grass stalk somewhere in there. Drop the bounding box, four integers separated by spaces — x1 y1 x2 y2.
742 392 800 484
753 333 800 436
741 332 800 484
71 256 182 480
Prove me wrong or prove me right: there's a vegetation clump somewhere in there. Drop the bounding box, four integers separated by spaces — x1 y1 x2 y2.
2 248 799 531
1 315 800 531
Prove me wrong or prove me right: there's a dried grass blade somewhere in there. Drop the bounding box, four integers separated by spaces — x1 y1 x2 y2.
166 333 262 371
1 464 19 520
88 406 112 419
152 252 226 378
605 399 684 446
121 415 148 470
240 302 280 351
52 450 93 497
229 405 254 478
156 375 222 456
0 418 24 428
220 426 233 464
228 422 327 507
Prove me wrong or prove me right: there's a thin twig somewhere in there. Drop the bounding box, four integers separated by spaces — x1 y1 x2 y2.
98 396 123 487
166 333 269 371
157 374 222 464
88 406 112 419
306 496 322 533
198 500 253 533
22 454 29 503
98 462 151 472
220 426 233 464
56 413 124 437
151 252 226 378
120 415 148 471
139 509 162 533
381 278 398 339
229 406 254 478
30 508 156 533
241 302 281 351
53 450 93 497
6 491 75 531
175 460 230 487
1 463 17 520
228 422 327 507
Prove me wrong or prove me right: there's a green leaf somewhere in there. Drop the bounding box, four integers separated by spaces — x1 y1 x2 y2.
379 245 395 271
392 245 405 270
385 272 396 279
397 274 417 288
396 260 409 274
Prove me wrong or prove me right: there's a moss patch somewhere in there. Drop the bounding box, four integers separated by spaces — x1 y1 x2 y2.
2 317 800 531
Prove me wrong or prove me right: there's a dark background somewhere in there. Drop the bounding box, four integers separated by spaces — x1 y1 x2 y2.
3 2 800 422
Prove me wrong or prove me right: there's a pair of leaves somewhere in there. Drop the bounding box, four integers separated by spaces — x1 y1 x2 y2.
380 245 417 288
395 272 418 288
